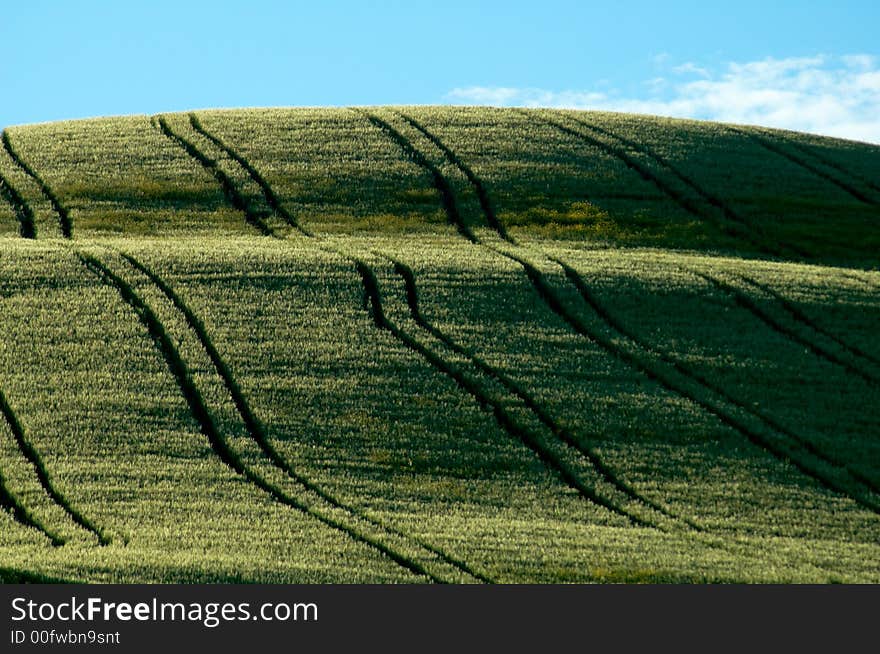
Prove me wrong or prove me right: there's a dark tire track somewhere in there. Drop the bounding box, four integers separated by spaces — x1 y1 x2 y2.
188 113 312 237
119 251 488 583
0 384 109 543
728 126 878 206
736 273 880 369
0 567 76 583
387 255 701 531
0 463 64 546
694 269 880 387
526 112 785 257
0 170 36 238
364 111 880 516
356 260 654 528
155 116 273 237
358 112 477 243
396 112 512 241
559 113 810 260
79 250 443 583
2 130 72 238
783 138 880 196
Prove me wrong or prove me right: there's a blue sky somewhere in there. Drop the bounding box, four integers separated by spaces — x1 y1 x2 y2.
2 1 879 141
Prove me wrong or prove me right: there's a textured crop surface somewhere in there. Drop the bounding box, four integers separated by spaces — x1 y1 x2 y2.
0 107 877 583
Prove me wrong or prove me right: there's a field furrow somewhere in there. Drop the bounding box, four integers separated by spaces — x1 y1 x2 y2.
378 115 699 530
80 249 444 582
0 170 36 238
0 462 63 546
556 112 810 260
159 116 686 576
732 127 878 206
155 116 273 236
2 130 72 237
0 357 110 544
695 269 880 388
120 250 487 583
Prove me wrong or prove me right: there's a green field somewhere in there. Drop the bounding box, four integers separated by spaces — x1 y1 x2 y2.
0 107 878 583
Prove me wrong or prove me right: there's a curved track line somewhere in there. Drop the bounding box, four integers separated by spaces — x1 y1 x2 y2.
695 270 880 387
154 116 273 236
152 118 496 582
736 273 880 369
2 130 72 238
395 112 511 241
728 126 878 206
559 113 810 260
119 250 488 583
783 139 880 196
358 112 477 243
0 170 36 238
365 112 880 515
0 463 64 546
561 261 880 494
527 112 781 257
515 251 880 512
385 255 700 531
167 116 648 534
0 567 76 583
187 113 312 237
0 384 109 543
79 250 442 583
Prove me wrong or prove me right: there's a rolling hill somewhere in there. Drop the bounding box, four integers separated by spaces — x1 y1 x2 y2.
0 107 878 583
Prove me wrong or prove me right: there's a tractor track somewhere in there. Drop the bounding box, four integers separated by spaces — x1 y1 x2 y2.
187 114 312 237
355 260 655 528
385 254 699 530
526 112 783 257
558 114 811 260
736 273 880 369
728 127 878 207
155 117 273 236
2 130 72 238
0 170 36 238
695 270 880 388
79 250 449 583
369 111 880 516
783 138 880 197
0 462 64 546
0 380 109 543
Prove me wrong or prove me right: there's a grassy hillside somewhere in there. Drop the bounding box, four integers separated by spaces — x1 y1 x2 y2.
0 107 877 583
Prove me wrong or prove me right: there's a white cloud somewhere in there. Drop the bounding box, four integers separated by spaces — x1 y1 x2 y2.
445 55 880 144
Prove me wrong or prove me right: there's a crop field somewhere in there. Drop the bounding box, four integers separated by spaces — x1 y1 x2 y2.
0 107 877 583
